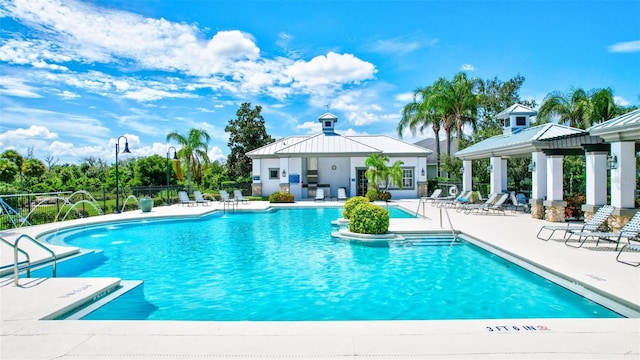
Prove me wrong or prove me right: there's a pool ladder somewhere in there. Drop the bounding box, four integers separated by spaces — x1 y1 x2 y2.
0 234 57 285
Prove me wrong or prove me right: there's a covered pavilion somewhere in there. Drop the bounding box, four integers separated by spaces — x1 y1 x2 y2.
455 105 639 226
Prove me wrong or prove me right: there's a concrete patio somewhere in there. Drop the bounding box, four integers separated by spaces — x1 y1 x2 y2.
1 199 639 359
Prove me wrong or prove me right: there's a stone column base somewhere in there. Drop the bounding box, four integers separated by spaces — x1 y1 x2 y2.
543 200 567 222
251 183 262 197
279 183 290 194
609 208 638 231
417 182 428 197
529 199 545 219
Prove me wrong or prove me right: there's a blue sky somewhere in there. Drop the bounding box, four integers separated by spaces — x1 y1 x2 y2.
1 0 639 165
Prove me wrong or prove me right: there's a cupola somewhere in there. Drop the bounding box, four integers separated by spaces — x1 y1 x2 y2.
319 112 338 134
497 104 537 135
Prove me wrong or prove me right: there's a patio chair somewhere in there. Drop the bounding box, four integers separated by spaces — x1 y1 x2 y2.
178 191 196 206
566 211 640 251
509 192 529 213
536 205 614 241
219 190 234 204
233 190 249 204
616 243 640 267
193 190 210 206
481 193 509 215
420 188 442 202
435 190 472 208
337 188 348 201
314 188 325 202
460 193 499 214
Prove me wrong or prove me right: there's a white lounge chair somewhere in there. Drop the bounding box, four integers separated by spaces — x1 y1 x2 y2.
193 190 210 206
233 190 249 204
460 193 499 214
537 205 614 241
337 188 347 201
178 191 196 206
219 190 234 203
314 188 325 202
481 193 509 215
567 210 640 251
421 188 442 202
509 192 529 213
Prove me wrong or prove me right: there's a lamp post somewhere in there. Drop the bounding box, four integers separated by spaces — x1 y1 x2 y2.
166 146 178 205
115 135 131 213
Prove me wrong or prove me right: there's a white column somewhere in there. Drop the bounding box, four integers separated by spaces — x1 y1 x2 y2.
611 141 636 209
279 158 289 182
531 152 547 200
585 150 608 206
501 159 508 193
463 160 473 192
252 159 261 182
489 156 503 194
546 155 564 202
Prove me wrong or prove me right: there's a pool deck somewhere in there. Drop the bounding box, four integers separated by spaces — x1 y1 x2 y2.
1 199 639 359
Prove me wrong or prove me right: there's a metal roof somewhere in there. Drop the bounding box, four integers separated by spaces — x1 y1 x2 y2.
496 103 537 119
455 123 586 160
247 133 431 158
588 109 640 142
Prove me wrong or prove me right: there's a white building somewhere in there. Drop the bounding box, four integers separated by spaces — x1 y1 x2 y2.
247 112 432 200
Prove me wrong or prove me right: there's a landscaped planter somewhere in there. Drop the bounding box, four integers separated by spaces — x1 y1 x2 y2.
139 198 153 212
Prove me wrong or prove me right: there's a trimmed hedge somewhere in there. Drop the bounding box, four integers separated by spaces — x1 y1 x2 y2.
342 196 369 219
348 203 389 235
269 192 294 203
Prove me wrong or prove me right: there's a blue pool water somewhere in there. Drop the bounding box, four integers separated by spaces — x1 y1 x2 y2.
45 207 621 321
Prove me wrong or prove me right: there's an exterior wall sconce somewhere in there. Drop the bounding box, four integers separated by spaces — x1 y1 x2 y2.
528 160 536 172
607 155 618 170
487 164 493 172
421 168 425 176
459 166 464 174
282 169 287 177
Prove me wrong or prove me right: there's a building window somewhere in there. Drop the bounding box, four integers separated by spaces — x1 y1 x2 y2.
269 168 279 179
324 120 332 128
387 168 415 190
504 118 510 127
516 116 526 126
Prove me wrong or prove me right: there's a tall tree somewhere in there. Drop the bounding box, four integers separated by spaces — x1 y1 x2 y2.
225 103 274 180
166 128 211 193
537 88 591 128
589 88 616 124
398 86 443 175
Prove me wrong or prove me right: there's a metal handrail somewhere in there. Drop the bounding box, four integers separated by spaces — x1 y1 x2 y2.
1 236 31 277
439 205 457 240
13 234 57 285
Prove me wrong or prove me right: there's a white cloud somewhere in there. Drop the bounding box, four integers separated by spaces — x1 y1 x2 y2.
614 96 630 106
368 35 438 55
607 40 640 53
0 76 42 97
461 64 475 71
395 92 414 103
296 121 321 134
286 52 377 88
59 90 79 99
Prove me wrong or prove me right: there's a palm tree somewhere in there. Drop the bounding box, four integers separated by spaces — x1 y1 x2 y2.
398 86 443 175
387 159 405 190
589 88 616 124
364 153 389 192
538 88 591 128
166 128 211 193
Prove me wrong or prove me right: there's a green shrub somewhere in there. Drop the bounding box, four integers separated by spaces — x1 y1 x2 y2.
342 196 369 219
268 192 294 203
365 188 380 201
349 203 389 235
379 190 391 201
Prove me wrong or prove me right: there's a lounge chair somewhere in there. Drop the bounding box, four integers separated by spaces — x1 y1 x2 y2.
567 211 640 251
616 243 640 267
219 190 234 202
509 192 529 213
460 193 499 214
178 191 196 206
233 190 249 204
435 190 472 208
481 193 509 215
337 188 347 201
193 190 210 206
536 205 614 241
314 188 325 202
421 188 442 202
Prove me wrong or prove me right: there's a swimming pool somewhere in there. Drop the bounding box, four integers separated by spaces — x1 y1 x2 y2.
44 207 621 320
